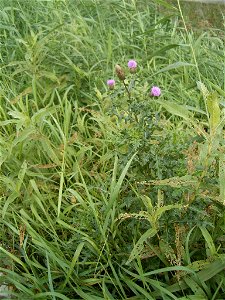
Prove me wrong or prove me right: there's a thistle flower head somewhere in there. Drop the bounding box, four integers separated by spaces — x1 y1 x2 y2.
151 86 161 97
107 79 115 90
128 60 137 70
115 64 125 81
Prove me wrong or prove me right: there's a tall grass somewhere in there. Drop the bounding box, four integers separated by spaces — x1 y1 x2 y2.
0 0 225 299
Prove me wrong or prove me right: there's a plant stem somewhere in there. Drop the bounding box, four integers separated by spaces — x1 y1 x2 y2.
122 80 131 101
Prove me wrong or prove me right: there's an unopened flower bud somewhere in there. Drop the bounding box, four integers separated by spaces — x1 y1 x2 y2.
115 64 126 81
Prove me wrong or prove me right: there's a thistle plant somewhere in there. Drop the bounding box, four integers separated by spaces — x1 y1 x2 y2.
106 60 167 181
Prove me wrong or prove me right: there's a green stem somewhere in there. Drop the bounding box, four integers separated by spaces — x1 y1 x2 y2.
122 80 131 101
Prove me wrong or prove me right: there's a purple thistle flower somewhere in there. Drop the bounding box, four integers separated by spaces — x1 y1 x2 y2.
128 60 137 69
151 86 161 97
128 60 137 73
107 79 115 90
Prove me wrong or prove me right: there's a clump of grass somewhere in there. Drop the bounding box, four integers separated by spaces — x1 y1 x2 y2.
0 0 225 299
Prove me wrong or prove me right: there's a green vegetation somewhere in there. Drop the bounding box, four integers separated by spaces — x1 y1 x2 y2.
0 0 225 299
